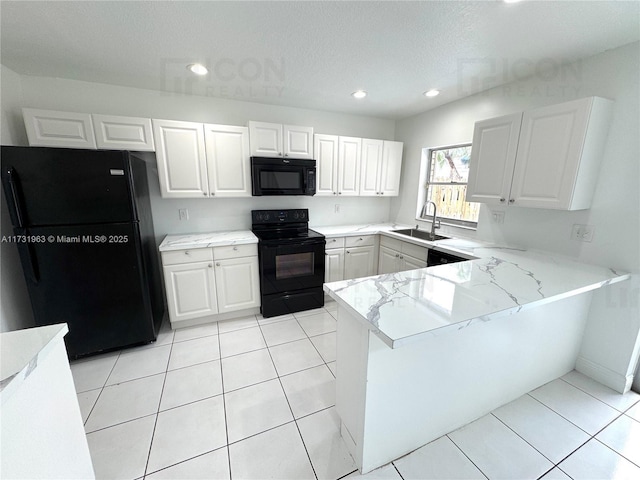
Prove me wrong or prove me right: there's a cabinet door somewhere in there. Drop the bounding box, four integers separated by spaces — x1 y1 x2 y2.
359 139 384 196
466 113 522 206
248 121 283 157
93 114 155 151
22 108 97 149
338 136 362 196
153 119 209 198
314 134 339 196
510 99 592 209
163 261 218 323
378 246 399 274
344 245 376 280
400 254 427 272
214 256 260 313
284 125 314 159
380 141 403 196
325 248 345 283
204 124 251 197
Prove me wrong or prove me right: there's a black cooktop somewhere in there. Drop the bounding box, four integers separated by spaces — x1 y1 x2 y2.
251 209 325 245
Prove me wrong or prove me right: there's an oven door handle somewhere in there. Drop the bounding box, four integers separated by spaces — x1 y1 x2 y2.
262 240 324 249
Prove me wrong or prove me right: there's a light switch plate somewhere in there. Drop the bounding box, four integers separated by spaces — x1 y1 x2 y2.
571 224 594 242
178 208 189 221
492 212 505 224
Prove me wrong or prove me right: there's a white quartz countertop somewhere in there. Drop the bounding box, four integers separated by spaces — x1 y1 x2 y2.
0 323 68 404
159 230 258 252
322 230 630 348
311 223 412 238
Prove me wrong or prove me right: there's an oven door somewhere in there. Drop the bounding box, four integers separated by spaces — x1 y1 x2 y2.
259 240 325 295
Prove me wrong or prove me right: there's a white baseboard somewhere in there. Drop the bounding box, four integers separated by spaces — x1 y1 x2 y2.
575 356 634 393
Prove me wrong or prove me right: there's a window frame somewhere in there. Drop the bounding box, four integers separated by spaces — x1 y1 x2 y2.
416 143 479 230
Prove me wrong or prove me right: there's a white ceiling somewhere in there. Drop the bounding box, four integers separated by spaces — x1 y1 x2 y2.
1 1 639 120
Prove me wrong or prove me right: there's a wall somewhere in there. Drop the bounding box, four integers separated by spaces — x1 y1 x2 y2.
0 64 33 333
392 42 640 392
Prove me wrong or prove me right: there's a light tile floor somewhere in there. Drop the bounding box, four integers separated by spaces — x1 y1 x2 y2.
72 301 640 480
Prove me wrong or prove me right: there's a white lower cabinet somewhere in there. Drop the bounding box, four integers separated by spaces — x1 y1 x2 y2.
161 244 259 327
344 246 376 279
378 236 428 274
214 256 260 313
163 261 218 322
325 248 345 283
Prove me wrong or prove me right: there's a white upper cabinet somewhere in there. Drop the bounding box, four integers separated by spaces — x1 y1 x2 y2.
466 113 523 205
284 125 314 159
380 141 404 196
314 134 340 196
248 121 283 157
338 136 362 196
92 114 155 151
204 124 251 197
153 119 209 198
359 139 384 196
23 108 97 149
248 121 313 158
360 139 403 196
466 97 613 210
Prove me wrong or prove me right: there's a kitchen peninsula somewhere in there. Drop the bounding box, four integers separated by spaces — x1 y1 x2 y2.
323 244 630 474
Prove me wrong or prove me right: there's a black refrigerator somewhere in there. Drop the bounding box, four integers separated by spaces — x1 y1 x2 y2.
1 146 164 358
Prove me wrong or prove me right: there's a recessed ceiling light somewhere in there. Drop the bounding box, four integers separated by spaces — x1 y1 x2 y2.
424 89 440 98
352 90 367 99
503 0 523 3
187 63 208 75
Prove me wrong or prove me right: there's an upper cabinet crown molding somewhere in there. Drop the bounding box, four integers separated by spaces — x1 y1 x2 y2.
466 96 613 210
23 108 97 149
248 121 313 159
92 114 155 151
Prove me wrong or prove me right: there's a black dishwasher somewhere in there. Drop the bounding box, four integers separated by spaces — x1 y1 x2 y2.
427 249 467 267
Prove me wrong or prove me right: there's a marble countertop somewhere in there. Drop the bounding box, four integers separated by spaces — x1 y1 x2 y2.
324 241 630 349
312 223 412 238
0 323 68 404
159 230 258 252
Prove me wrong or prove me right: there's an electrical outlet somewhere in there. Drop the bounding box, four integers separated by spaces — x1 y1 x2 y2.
571 224 594 242
492 212 505 224
334 204 341 213
178 208 189 221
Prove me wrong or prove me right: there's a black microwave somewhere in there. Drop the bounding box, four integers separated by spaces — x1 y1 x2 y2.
251 157 316 196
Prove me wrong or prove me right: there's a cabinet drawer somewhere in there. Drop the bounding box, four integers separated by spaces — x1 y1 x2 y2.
325 237 346 248
380 235 402 251
402 242 428 261
345 235 375 248
214 243 258 260
162 248 213 266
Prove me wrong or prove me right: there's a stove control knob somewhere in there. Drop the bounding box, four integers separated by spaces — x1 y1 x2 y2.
293 212 299 220
264 214 270 221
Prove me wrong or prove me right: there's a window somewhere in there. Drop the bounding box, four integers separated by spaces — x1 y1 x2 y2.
417 144 480 228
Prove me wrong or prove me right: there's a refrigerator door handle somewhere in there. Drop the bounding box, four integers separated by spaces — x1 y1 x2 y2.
7 167 25 228
15 229 39 284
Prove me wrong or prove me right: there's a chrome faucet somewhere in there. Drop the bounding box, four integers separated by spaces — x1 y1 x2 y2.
421 201 441 241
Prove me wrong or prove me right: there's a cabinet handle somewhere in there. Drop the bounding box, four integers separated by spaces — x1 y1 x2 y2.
359 237 363 241
233 246 238 251
381 192 384 195
211 192 215 196
400 255 404 259
500 198 506 202
208 264 213 268
216 262 220 266
395 254 399 258
203 192 208 196
346 250 350 254
185 251 191 256
333 192 337 195
338 192 342 195
284 153 288 157
509 199 515 203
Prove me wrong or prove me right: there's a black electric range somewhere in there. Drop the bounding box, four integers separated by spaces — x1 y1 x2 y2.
251 209 326 317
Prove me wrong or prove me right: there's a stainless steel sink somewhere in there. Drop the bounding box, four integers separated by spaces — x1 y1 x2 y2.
391 229 449 242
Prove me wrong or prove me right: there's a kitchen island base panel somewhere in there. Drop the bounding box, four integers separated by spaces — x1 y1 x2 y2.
335 293 592 474
170 307 260 330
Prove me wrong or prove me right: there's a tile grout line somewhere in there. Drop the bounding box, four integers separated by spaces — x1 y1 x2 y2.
216 323 234 480
525 391 640 471
559 376 640 413
142 333 174 478
445 434 490 480
256 318 320 480
80 349 122 427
